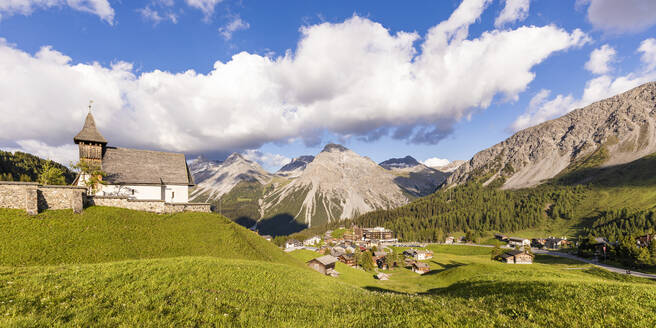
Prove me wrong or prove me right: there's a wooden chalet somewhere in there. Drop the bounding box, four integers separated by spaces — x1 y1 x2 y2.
338 253 356 266
500 250 534 264
412 262 430 274
307 255 338 275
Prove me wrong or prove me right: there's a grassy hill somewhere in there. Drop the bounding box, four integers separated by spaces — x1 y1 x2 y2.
1 242 655 326
0 207 295 266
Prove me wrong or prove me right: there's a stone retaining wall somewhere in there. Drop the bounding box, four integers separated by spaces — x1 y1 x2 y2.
88 196 212 214
0 182 211 215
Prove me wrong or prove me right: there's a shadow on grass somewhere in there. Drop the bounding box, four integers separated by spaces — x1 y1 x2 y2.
422 261 466 276
362 286 406 295
533 255 586 265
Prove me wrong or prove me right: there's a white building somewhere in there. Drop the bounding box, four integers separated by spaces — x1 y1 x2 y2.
508 237 531 248
73 112 194 202
303 236 322 246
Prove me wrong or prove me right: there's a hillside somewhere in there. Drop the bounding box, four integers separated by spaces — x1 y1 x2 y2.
0 150 75 183
379 155 448 196
447 82 656 189
1 243 655 326
0 207 294 266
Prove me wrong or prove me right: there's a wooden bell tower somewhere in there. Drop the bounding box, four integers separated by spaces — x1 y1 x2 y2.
73 101 107 167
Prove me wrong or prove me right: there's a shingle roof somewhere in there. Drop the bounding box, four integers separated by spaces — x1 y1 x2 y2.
102 147 193 185
310 255 338 266
413 262 429 268
74 112 107 144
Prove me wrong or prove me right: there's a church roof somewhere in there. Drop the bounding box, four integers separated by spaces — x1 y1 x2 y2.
74 112 107 144
102 147 194 186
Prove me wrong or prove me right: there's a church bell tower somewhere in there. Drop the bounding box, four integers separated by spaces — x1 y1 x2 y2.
73 103 107 167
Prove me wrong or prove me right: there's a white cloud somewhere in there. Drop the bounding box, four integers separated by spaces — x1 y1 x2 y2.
185 0 222 19
3 140 78 167
242 150 290 171
0 0 589 163
218 17 250 40
582 0 656 33
584 44 616 74
495 0 530 28
422 157 450 167
511 38 656 131
138 6 177 25
0 0 114 23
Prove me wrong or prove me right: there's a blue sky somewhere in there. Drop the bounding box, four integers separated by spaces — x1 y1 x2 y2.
1 0 655 171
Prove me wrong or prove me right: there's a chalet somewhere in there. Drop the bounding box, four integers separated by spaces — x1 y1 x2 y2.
508 237 530 247
73 112 194 202
331 246 346 258
412 262 430 274
345 245 356 254
494 234 508 241
415 250 433 260
303 236 321 246
403 249 418 258
531 238 546 248
444 236 455 244
376 273 390 281
500 250 534 264
285 239 302 249
373 251 388 269
307 255 338 276
338 253 356 266
260 235 273 242
545 237 568 249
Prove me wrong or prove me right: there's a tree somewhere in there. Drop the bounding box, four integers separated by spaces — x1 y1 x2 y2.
73 160 106 193
38 161 66 185
359 250 374 272
490 244 503 261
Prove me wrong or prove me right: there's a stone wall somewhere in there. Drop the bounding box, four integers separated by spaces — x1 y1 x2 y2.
88 196 211 214
0 182 85 214
0 182 211 215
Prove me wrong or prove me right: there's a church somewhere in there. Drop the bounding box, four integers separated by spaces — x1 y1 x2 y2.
73 112 194 203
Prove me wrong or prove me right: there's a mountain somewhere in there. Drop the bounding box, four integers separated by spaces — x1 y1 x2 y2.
190 153 272 202
447 82 656 189
432 160 465 173
379 156 449 196
276 155 314 178
257 144 409 234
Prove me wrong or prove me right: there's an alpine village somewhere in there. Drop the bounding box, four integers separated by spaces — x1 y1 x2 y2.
2 1 656 327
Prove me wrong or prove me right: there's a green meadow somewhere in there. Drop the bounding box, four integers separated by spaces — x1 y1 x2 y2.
1 207 656 327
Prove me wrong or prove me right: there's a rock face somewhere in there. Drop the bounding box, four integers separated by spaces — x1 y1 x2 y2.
379 156 449 196
262 144 409 228
190 153 272 201
276 155 314 178
447 82 656 189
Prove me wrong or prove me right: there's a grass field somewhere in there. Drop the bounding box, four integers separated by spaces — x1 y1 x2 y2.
1 207 656 326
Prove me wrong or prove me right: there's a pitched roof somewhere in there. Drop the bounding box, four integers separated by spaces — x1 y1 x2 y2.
310 255 338 266
413 262 430 268
101 147 193 185
74 112 107 144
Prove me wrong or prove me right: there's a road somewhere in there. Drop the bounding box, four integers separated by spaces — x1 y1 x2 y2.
416 242 656 280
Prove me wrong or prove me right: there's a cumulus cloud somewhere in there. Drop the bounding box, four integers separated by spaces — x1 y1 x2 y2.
495 0 530 28
0 0 114 23
218 16 250 40
584 44 616 74
242 150 290 170
0 0 589 163
581 0 656 33
511 38 656 131
422 157 450 168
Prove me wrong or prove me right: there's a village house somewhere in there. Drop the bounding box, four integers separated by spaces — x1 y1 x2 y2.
352 226 396 242
285 239 302 250
415 249 433 260
508 237 531 248
331 246 346 258
531 238 546 248
412 262 430 274
338 253 356 266
260 235 273 242
494 234 509 242
373 251 388 269
545 237 568 249
500 250 534 264
307 255 339 276
73 112 194 202
303 236 321 246
444 236 455 244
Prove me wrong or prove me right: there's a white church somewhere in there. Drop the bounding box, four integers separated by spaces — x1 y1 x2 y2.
73 111 194 203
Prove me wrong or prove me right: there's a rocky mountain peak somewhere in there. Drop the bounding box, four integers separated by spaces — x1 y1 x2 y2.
379 155 421 169
321 143 349 153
